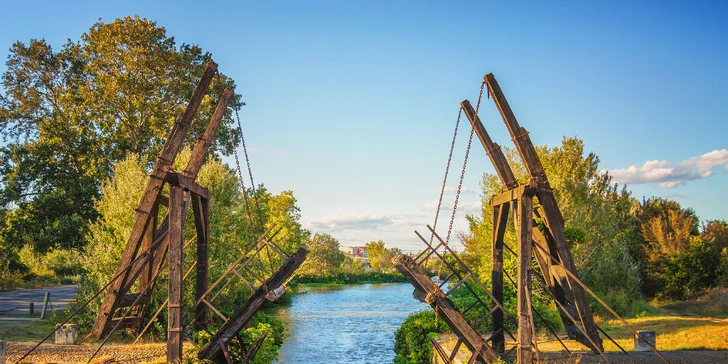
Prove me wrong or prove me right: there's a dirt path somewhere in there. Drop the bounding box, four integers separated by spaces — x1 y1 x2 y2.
0 285 78 317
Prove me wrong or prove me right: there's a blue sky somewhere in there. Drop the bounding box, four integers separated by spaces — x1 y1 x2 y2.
1 1 726 252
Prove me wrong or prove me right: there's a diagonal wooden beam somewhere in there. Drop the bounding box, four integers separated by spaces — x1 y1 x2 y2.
198 247 309 362
483 73 603 352
90 61 218 339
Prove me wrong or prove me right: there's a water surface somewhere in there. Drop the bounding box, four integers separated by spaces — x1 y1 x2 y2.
277 283 428 363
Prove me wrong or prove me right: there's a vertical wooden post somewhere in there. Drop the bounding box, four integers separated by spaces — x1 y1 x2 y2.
40 292 50 320
491 203 509 353
516 195 534 363
193 195 210 331
138 208 158 292
167 183 184 363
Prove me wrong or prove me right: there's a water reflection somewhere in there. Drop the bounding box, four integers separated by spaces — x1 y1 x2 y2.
276 283 428 363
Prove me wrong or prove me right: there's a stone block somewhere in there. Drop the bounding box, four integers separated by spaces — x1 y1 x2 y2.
634 330 656 352
55 324 78 345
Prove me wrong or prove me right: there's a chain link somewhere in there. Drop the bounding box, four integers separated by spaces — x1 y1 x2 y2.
445 82 486 245
430 107 463 244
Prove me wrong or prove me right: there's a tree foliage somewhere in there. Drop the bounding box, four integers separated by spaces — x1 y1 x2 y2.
0 16 240 263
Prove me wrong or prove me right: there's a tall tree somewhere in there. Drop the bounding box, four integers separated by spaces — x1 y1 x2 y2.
0 16 241 255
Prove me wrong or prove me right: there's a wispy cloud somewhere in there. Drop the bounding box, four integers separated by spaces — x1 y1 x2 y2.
438 185 476 195
305 212 429 233
423 200 482 215
607 149 728 188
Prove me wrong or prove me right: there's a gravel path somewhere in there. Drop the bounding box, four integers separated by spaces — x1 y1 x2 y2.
5 342 167 363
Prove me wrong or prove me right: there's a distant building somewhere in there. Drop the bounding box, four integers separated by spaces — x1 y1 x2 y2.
341 246 370 268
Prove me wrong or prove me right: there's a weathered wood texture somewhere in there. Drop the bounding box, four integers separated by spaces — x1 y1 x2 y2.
193 194 210 331
167 184 184 363
490 203 509 353
461 100 518 190
483 73 602 352
198 247 309 362
515 196 534 363
90 61 218 339
393 254 500 363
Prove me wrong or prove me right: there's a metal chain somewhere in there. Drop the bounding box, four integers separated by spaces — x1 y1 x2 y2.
235 107 266 232
430 107 463 245
224 99 268 292
445 81 486 245
234 106 275 280
436 81 486 284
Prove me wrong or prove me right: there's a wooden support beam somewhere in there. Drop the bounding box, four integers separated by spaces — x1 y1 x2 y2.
490 203 508 353
490 185 538 207
91 61 218 339
515 196 534 363
393 254 500 363
167 183 184 363
198 247 309 362
193 195 210 331
484 73 603 352
461 100 518 190
184 88 234 180
166 173 211 200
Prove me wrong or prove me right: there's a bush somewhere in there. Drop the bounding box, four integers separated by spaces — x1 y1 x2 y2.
582 242 641 316
661 237 721 300
394 310 447 364
193 312 283 364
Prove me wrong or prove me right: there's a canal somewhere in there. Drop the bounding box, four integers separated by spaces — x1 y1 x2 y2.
276 283 428 363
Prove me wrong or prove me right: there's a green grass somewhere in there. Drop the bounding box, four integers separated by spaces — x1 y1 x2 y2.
0 318 58 342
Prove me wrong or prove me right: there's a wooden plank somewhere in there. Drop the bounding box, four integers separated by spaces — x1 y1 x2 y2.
484 73 603 352
193 195 210 331
491 203 509 353
516 196 534 363
461 100 518 190
491 185 537 207
393 254 500 363
198 247 309 362
166 173 211 200
90 61 218 339
137 207 158 300
167 184 184 363
185 88 234 179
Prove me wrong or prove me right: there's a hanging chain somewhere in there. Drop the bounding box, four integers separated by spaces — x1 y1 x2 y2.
234 106 275 282
445 81 486 245
235 107 266 232
436 81 486 286
430 107 463 245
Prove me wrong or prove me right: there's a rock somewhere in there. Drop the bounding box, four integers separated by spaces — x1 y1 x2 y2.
55 324 78 345
634 330 656 352
1 340 6 364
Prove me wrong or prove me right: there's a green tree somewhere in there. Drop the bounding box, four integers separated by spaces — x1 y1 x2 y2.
365 240 397 273
0 16 240 262
301 233 345 277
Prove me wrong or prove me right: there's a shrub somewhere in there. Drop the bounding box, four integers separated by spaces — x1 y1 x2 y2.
394 310 447 364
661 237 721 300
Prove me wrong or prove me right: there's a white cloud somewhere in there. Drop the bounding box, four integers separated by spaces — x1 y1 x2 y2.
607 149 728 188
306 212 391 231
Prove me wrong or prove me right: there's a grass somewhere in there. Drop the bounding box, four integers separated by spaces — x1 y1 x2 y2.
0 318 58 342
